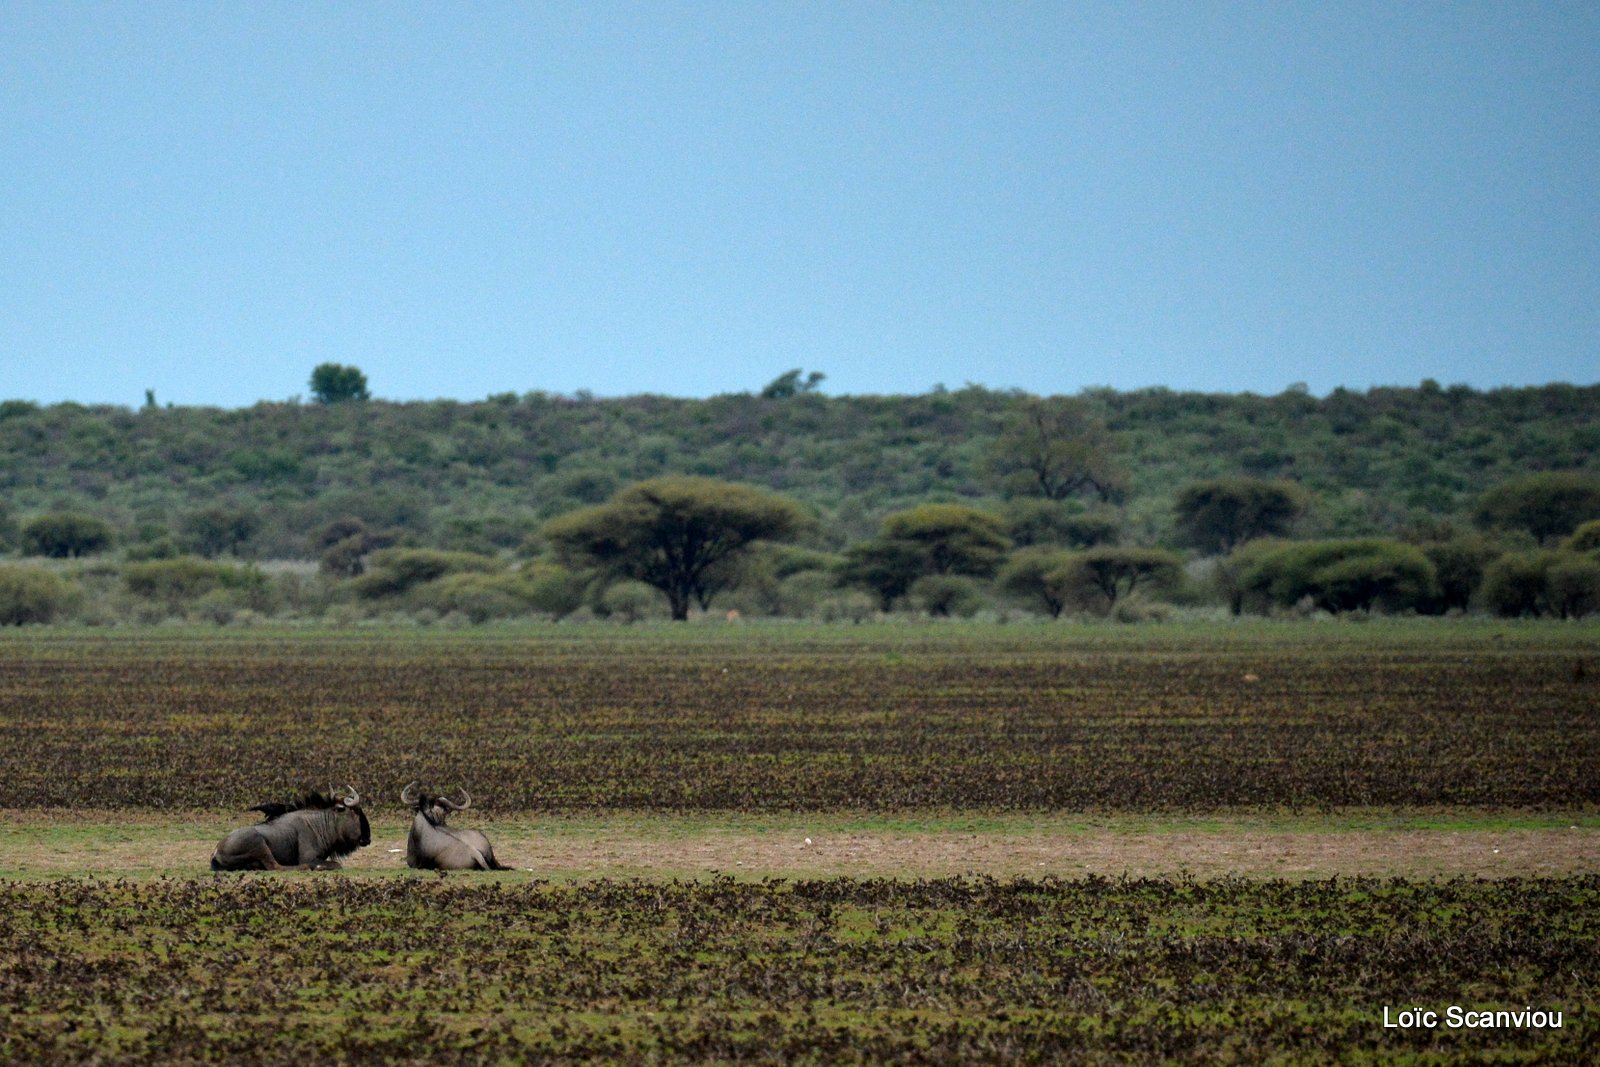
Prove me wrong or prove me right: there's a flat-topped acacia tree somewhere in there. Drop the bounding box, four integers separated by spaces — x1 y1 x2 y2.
543 477 808 621
1473 472 1600 545
1173 477 1306 556
839 504 1011 612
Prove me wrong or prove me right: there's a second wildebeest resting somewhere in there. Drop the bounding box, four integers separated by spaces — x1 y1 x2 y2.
211 786 371 871
402 782 511 870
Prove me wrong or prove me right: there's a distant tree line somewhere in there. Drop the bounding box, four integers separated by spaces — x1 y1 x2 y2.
0 379 1597 623
1 465 1596 626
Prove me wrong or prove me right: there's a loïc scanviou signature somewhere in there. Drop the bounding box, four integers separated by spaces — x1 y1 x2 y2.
1383 1006 1563 1030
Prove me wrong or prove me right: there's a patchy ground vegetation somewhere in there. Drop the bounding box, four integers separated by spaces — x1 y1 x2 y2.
0 876 1592 1064
1 626 1594 1063
1 624 1596 812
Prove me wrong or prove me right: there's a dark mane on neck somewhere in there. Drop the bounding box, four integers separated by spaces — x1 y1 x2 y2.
247 791 337 822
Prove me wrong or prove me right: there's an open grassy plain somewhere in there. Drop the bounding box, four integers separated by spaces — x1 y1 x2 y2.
1 620 1596 1063
2 620 1596 811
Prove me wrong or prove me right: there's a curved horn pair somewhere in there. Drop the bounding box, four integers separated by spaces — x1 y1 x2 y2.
400 782 469 810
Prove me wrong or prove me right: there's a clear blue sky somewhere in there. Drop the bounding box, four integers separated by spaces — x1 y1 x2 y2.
3 2 1596 407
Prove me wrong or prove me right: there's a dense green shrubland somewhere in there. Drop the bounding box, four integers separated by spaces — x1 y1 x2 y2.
1 383 1595 553
1 383 1597 623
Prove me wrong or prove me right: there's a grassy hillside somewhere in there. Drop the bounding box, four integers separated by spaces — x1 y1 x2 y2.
2 381 1595 559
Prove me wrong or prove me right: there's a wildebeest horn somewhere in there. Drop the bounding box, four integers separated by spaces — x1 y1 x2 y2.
400 781 420 807
339 784 359 807
440 787 471 812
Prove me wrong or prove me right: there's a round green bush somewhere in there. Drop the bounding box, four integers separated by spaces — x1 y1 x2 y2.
0 566 75 625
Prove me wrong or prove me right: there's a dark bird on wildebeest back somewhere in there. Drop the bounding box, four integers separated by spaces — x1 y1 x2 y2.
247 802 294 821
211 786 371 870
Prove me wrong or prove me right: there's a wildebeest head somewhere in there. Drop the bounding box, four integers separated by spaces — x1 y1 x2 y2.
302 784 372 854
338 784 372 849
401 781 471 827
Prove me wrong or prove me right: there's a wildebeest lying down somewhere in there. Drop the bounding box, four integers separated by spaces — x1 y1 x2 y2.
211 786 371 871
402 781 510 870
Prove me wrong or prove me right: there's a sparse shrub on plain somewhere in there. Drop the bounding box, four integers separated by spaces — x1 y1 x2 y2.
597 580 662 623
837 538 926 612
320 536 370 578
1421 536 1502 612
124 536 181 562
518 561 589 620
909 574 985 617
194 588 242 625
124 557 274 616
1480 551 1558 618
268 566 334 619
1563 519 1600 554
20 512 113 558
996 547 1082 618
352 548 500 599
769 569 838 617
1214 538 1282 615
715 545 842 618
838 505 1011 613
0 566 76 625
1476 548 1600 617
1474 471 1600 543
125 557 233 603
1112 598 1174 624
322 603 364 628
178 505 259 559
1547 554 1600 619
817 589 876 623
410 572 533 623
1235 539 1438 614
